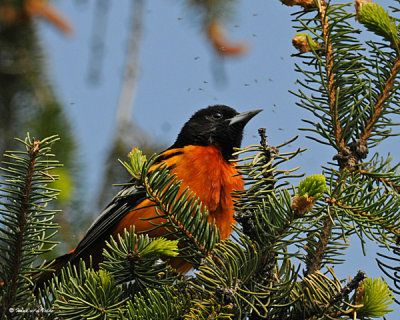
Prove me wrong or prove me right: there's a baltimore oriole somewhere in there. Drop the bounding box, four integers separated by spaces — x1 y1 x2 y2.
36 105 261 287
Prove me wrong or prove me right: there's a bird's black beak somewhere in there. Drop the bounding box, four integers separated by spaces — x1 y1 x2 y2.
229 109 263 126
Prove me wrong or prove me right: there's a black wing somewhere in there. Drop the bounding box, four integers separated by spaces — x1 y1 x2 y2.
70 184 147 262
69 148 182 263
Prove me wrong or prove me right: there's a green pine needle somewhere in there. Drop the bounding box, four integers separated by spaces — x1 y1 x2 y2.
357 277 394 317
100 227 178 287
357 2 399 45
297 174 327 198
125 286 190 319
140 238 179 258
52 265 127 319
119 147 148 180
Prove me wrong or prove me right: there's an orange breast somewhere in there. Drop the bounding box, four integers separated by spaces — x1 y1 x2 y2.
114 145 243 240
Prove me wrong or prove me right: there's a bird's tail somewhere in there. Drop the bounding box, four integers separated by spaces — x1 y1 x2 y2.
34 249 74 290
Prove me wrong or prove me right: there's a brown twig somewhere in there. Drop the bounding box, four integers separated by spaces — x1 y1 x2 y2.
328 270 366 305
307 270 366 319
305 0 338 276
318 0 345 151
360 57 400 142
305 215 333 276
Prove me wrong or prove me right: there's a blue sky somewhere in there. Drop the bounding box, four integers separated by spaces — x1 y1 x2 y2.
38 0 399 316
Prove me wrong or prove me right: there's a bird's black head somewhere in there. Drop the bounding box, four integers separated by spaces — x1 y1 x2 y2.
171 105 262 160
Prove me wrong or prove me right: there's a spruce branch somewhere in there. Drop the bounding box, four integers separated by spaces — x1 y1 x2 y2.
44 261 127 319
233 135 304 212
322 163 400 249
0 134 60 315
358 168 400 193
190 237 267 319
188 134 311 319
231 137 325 318
297 270 365 319
125 285 191 319
233 135 306 250
7 140 40 308
100 226 179 288
356 1 400 50
325 197 400 236
312 166 400 263
291 267 351 318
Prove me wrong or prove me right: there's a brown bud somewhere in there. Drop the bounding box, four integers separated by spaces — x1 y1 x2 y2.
292 34 311 53
292 194 315 216
355 279 366 305
355 0 372 21
355 0 372 15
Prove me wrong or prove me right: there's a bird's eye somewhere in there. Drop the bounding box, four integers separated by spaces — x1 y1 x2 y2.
212 112 223 120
